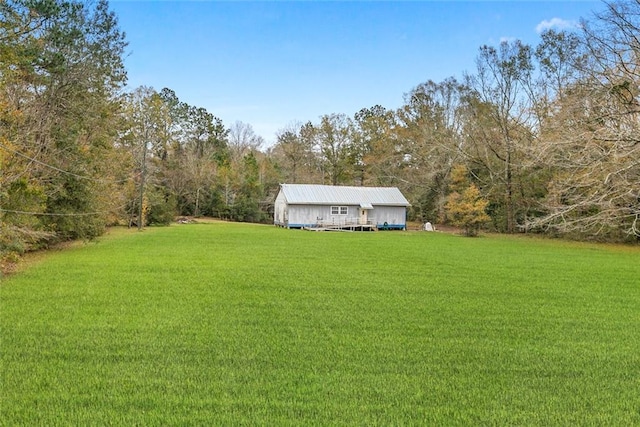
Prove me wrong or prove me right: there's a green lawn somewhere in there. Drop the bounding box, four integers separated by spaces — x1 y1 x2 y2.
1 223 639 425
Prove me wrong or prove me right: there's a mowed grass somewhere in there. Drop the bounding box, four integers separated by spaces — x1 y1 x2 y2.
1 223 639 425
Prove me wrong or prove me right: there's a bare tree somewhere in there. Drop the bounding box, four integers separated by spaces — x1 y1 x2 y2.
529 0 640 239
463 40 537 233
228 121 264 165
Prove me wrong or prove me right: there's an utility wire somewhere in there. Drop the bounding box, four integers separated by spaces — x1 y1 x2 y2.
0 202 130 217
1 145 141 218
1 209 102 216
0 142 135 185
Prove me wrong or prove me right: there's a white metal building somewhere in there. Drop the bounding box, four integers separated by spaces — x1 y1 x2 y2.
274 184 411 230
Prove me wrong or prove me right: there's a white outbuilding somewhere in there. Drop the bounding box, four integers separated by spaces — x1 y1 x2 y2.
274 184 411 230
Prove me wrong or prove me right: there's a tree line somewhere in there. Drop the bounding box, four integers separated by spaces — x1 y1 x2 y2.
1 0 639 267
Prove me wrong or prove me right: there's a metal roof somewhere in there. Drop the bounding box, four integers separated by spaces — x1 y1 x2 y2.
279 184 411 207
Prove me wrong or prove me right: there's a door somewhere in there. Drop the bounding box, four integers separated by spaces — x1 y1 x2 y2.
360 209 368 225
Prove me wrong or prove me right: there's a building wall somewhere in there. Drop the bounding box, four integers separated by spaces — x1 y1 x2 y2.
287 205 358 227
368 206 406 229
273 186 407 229
282 204 406 229
273 191 287 226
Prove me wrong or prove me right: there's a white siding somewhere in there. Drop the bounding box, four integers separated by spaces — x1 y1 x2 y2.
273 184 409 229
273 191 287 226
284 204 405 228
368 206 406 227
287 205 357 227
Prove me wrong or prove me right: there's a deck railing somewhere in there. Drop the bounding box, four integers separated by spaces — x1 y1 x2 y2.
311 218 374 228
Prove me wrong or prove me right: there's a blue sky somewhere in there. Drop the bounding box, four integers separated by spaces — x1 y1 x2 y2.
110 1 604 145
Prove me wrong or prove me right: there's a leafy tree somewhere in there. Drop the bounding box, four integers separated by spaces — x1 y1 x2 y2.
145 187 176 225
229 151 263 222
1 0 128 257
315 113 356 185
353 105 397 187
271 122 316 184
395 79 465 222
121 86 232 221
445 165 490 236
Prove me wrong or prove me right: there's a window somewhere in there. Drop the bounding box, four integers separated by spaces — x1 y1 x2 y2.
331 206 348 215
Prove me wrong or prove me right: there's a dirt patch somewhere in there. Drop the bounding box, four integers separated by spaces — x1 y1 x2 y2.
175 216 229 224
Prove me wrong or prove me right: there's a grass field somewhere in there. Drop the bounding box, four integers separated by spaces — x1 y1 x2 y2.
1 222 639 425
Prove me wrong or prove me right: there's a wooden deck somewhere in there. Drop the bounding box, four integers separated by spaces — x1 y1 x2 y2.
302 220 377 232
